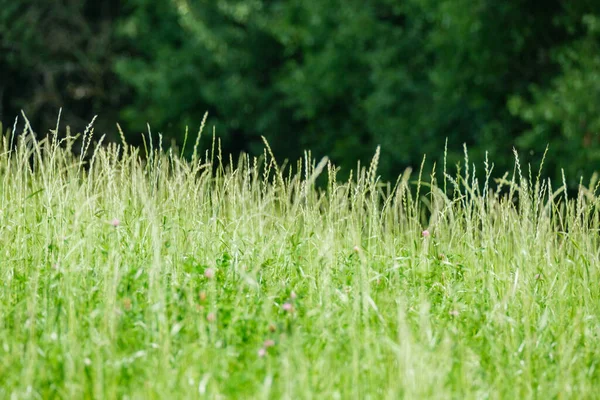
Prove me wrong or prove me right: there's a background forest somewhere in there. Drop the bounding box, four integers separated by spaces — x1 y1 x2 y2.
1 0 600 184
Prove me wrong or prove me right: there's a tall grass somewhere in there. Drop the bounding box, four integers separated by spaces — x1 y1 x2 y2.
1 117 599 399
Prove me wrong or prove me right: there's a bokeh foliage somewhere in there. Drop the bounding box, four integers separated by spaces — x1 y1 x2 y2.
2 0 599 183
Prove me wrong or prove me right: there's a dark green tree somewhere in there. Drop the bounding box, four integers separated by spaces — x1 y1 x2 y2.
4 0 599 185
509 3 600 184
0 0 125 136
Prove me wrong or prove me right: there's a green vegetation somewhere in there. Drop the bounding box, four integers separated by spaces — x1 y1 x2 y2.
1 118 600 398
2 1 600 185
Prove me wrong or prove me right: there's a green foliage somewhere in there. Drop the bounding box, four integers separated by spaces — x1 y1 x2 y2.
113 0 600 183
2 122 600 397
0 0 124 134
509 8 600 184
1 0 600 185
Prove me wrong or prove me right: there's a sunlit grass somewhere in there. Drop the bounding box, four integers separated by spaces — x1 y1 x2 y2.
0 117 599 399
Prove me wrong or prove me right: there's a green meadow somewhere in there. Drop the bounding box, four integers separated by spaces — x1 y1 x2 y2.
1 119 599 399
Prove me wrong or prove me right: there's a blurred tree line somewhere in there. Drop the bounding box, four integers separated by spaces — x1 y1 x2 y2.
1 0 599 184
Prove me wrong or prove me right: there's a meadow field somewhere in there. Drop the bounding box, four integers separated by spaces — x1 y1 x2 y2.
1 119 599 399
